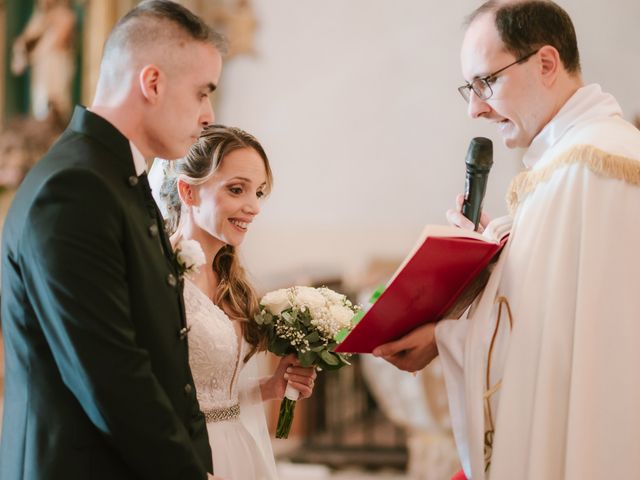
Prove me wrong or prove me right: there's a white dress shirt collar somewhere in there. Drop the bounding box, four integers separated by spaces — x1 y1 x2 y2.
130 141 147 176
522 83 622 169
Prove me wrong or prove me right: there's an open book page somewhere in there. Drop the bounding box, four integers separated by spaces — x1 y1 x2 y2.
482 215 512 244
441 215 513 319
390 215 512 287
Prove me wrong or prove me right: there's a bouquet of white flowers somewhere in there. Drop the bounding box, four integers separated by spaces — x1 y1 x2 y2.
255 286 361 438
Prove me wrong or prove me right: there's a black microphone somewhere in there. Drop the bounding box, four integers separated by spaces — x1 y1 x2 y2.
462 137 493 230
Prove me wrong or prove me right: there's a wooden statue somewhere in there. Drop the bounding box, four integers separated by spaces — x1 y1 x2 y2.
11 0 76 121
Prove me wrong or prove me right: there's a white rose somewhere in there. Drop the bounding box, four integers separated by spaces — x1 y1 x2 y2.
177 239 206 273
318 287 346 305
261 289 291 315
328 304 355 330
293 286 327 311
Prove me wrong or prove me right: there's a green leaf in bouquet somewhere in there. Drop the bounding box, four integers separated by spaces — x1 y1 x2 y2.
270 336 292 356
337 353 352 366
305 331 320 343
298 350 317 367
282 311 294 324
350 309 365 327
334 326 349 343
370 285 385 303
333 310 363 343
300 312 311 326
254 311 273 326
267 328 278 343
311 344 326 353
319 350 339 366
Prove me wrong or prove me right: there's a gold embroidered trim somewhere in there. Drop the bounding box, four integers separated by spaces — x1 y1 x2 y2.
484 296 514 473
506 145 640 214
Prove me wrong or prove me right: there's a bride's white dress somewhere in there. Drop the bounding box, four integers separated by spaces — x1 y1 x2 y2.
184 278 279 480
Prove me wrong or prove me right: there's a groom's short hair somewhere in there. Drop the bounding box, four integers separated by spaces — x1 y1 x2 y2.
105 0 226 53
99 0 226 86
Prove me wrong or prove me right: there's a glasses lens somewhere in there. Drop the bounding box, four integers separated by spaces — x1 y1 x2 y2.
472 78 492 101
458 85 471 102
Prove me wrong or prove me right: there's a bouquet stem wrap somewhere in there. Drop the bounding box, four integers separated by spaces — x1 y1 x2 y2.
276 384 299 438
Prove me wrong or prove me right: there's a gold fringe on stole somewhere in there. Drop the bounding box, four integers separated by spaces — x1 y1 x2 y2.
506 145 640 214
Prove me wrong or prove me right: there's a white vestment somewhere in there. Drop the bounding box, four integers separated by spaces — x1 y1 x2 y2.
436 84 640 479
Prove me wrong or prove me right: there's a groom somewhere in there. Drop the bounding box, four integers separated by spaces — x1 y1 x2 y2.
0 1 224 479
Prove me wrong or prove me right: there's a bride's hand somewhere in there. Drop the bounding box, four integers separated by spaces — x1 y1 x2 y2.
262 353 317 401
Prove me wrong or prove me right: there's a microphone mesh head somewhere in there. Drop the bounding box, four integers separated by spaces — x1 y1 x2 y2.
465 137 493 170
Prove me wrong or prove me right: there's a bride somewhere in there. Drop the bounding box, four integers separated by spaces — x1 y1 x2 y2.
154 125 316 479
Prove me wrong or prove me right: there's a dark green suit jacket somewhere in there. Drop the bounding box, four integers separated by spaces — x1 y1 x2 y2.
0 107 212 479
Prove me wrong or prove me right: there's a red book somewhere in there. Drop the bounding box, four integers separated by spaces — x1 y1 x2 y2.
335 220 510 354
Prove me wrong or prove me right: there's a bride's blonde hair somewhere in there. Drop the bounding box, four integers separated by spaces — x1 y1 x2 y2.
160 125 273 360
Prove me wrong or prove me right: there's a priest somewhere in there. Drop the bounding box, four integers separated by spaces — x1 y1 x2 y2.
374 1 640 479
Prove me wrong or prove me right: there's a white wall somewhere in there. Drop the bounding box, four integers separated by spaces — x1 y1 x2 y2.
215 0 640 291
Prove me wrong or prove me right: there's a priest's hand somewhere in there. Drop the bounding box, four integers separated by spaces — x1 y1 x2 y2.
372 322 438 372
446 193 491 233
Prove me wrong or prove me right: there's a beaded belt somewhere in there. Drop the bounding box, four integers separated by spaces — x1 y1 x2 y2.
203 404 240 423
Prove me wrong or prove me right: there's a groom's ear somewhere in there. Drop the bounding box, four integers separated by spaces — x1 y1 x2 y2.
139 64 163 104
177 179 196 207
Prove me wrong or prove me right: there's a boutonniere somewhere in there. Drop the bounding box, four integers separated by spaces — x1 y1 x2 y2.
174 239 206 279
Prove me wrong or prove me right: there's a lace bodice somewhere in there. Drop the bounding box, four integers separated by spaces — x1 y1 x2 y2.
184 278 244 410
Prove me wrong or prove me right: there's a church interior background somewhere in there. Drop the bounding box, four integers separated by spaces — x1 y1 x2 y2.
0 1 638 479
